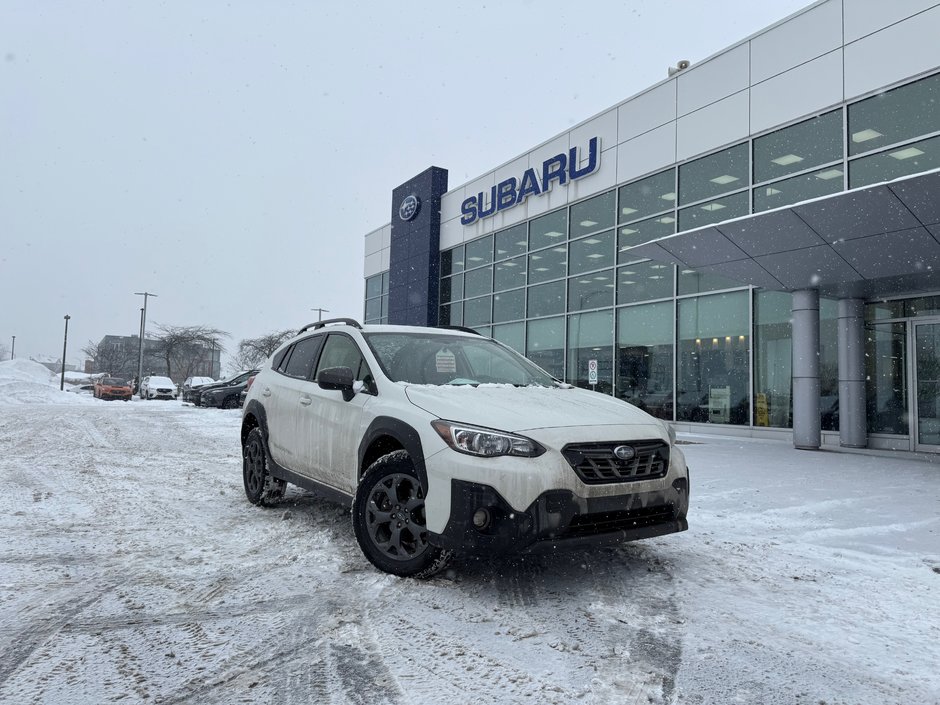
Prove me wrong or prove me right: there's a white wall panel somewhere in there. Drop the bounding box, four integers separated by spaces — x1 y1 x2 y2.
844 6 940 99
750 1 842 83
569 145 618 202
439 217 463 250
751 50 843 134
677 91 750 161
844 0 939 42
364 229 384 256
677 44 749 116
617 82 676 144
380 247 390 271
616 123 677 183
364 251 384 278
570 109 618 154
440 191 463 224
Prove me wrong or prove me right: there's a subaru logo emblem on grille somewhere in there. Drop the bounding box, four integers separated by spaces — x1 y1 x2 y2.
613 445 636 461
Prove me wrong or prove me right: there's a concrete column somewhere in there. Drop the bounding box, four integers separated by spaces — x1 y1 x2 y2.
792 289 821 450
838 299 867 448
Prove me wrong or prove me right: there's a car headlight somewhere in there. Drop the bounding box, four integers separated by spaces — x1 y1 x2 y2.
431 420 545 458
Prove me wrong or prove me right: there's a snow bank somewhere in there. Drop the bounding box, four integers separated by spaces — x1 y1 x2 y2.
0 359 95 405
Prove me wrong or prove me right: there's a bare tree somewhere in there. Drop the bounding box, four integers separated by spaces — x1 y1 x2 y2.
82 339 139 378
151 324 229 381
231 329 295 372
0 342 8 361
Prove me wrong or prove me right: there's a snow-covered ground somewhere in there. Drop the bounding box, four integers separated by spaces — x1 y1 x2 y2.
0 359 938 704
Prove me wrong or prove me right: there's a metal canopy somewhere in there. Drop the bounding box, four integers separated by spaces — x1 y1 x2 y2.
626 169 940 298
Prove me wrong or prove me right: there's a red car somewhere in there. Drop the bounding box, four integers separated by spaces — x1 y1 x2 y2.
94 376 133 401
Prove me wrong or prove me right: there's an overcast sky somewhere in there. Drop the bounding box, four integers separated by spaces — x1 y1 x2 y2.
1 0 812 368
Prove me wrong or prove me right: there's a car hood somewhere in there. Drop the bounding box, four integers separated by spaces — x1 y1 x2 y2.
403 384 665 435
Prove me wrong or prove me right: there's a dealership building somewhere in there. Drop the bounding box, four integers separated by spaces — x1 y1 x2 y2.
362 0 940 453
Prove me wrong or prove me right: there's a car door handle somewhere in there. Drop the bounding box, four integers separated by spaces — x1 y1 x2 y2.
299 396 312 406
262 387 271 397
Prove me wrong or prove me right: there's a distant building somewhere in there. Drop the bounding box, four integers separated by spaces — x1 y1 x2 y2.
31 355 78 374
91 335 221 383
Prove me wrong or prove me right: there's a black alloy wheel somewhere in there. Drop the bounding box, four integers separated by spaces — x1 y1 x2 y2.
353 450 451 579
242 427 285 506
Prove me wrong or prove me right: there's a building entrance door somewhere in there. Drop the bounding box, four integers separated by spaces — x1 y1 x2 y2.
913 320 940 451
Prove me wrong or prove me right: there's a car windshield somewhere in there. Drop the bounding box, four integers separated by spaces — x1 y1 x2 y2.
102 377 125 385
363 332 556 387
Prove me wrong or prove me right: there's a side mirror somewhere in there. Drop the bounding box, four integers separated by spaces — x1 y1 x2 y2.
317 366 356 401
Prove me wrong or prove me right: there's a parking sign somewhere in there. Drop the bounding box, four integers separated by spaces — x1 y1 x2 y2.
588 359 598 384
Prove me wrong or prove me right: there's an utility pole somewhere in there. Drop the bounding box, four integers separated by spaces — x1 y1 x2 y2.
311 307 329 322
10 335 14 360
134 291 157 391
60 315 70 390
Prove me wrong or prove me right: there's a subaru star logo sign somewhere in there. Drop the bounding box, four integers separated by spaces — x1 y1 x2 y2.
613 445 636 461
399 194 420 221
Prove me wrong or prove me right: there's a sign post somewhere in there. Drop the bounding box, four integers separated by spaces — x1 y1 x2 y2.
588 359 598 390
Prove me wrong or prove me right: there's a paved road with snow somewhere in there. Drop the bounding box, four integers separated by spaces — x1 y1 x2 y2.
1 399 938 704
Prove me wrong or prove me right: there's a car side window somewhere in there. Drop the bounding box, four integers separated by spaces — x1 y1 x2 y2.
281 335 324 380
272 347 291 372
315 334 375 393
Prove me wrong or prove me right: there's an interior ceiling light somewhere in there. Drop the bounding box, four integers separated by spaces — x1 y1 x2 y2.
516 240 527 246
852 128 883 143
650 264 667 269
534 267 549 272
649 275 664 280
661 192 676 201
584 238 601 244
553 247 566 253
594 275 609 281
587 253 605 259
816 169 843 180
502 261 517 267
545 231 563 238
620 227 638 235
621 270 636 275
622 280 636 284
765 187 782 196
530 254 542 260
658 216 676 224
890 147 925 160
701 203 726 211
710 174 739 185
771 153 803 166
621 207 638 215
682 269 696 274
468 256 483 262
580 220 599 227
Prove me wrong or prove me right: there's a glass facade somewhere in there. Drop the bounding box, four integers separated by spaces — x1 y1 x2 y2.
365 70 940 442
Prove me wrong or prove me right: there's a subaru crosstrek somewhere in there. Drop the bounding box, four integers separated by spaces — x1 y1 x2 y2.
240 319 689 578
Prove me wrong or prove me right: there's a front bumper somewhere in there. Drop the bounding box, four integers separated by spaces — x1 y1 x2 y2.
430 477 689 555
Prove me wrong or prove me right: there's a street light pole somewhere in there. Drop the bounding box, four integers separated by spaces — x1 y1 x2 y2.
134 291 157 390
10 335 14 360
311 307 329 322
60 315 70 391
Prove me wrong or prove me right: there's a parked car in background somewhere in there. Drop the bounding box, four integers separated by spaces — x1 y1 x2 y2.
201 370 259 409
68 383 96 395
181 376 215 403
238 374 257 407
139 375 178 400
193 370 257 407
94 376 133 401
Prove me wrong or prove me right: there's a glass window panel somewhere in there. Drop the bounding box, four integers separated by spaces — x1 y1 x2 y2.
568 269 615 311
472 325 492 337
618 301 674 420
820 298 839 431
365 274 383 300
570 190 615 238
865 299 905 321
678 267 744 296
849 134 940 188
441 246 464 276
527 280 566 318
495 224 528 261
529 209 568 250
493 321 525 355
526 316 565 380
754 291 792 428
753 110 843 183
380 296 388 322
866 322 908 435
849 73 940 156
618 169 676 223
463 296 492 327
494 255 527 292
677 292 750 425
365 298 382 322
567 311 614 393
679 143 749 205
906 296 940 318
528 245 567 283
568 229 614 275
678 191 749 231
753 167 844 212
439 276 453 305
618 215 676 260
465 235 493 269
449 301 463 326
493 288 525 322
463 266 492 298
618 260 674 303
381 271 389 295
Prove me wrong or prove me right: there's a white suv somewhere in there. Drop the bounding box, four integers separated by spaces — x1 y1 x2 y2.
240 319 689 578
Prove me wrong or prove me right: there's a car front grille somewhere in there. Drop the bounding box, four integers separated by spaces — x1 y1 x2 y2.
559 505 677 539
561 440 669 485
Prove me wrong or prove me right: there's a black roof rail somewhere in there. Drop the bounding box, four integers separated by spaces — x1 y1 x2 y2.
298 318 363 334
435 325 482 336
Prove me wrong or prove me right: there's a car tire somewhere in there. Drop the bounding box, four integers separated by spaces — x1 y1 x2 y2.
242 427 286 506
352 450 452 579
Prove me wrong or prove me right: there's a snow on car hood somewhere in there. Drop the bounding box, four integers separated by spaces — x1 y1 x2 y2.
402 383 661 433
